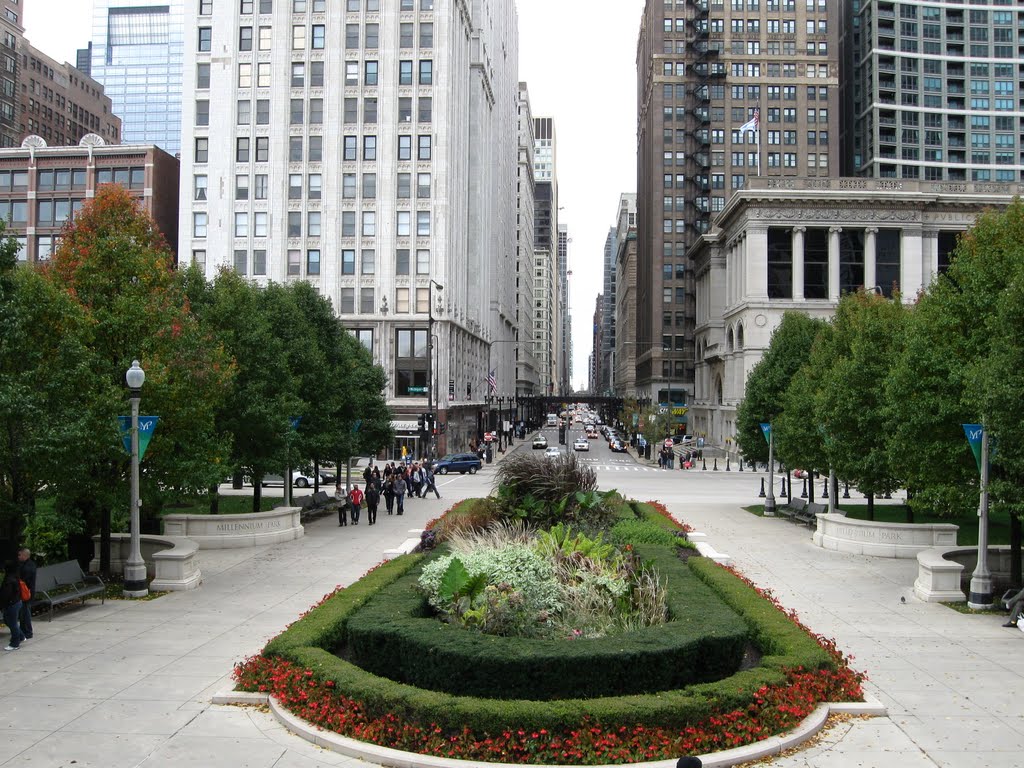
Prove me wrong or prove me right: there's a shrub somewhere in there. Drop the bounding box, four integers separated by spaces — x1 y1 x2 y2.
344 544 748 700
428 497 501 541
608 518 679 547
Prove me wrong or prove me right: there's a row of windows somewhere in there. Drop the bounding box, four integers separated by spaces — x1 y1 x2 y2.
201 0 437 16
193 208 435 239
201 19 438 54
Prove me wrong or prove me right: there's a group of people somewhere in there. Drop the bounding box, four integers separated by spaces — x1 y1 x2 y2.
334 460 440 527
1 548 36 651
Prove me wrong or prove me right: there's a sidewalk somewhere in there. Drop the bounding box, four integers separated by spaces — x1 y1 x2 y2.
2 474 1022 767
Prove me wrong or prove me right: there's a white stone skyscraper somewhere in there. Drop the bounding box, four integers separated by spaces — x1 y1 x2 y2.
179 0 521 456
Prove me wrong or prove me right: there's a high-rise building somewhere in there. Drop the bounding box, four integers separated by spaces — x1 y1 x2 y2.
845 1 1024 183
180 0 521 457
90 0 184 154
590 294 603 394
18 44 121 146
613 193 638 398
635 0 841 414
599 226 616 395
533 115 558 395
515 82 540 398
0 0 24 148
557 222 571 394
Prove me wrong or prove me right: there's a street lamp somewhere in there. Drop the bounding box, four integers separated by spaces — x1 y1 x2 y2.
427 280 443 458
124 360 148 598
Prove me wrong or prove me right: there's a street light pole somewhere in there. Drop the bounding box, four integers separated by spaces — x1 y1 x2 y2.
124 360 148 597
968 427 993 608
427 280 443 458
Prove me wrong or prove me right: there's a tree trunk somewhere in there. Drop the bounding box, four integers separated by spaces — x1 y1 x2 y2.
808 473 815 504
313 459 320 493
1011 513 1022 587
100 505 111 576
831 475 839 505
209 485 219 515
867 492 875 521
253 479 262 513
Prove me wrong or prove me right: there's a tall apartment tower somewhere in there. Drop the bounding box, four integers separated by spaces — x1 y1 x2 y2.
613 193 639 398
90 0 184 154
636 0 840 409
180 0 520 457
516 82 540 397
557 222 571 394
590 294 603 394
533 115 558 395
846 1 1024 183
599 226 616 395
0 0 25 147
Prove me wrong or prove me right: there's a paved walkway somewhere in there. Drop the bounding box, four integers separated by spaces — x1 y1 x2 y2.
2 466 1022 767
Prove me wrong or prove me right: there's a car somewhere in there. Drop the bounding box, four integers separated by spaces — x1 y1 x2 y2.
259 470 326 488
573 438 589 451
532 435 548 449
609 439 627 453
434 452 482 475
544 447 562 459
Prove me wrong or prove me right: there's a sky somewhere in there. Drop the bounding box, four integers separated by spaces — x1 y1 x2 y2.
26 0 646 391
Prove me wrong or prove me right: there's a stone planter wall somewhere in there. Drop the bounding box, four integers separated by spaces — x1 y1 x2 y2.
90 534 202 591
813 513 958 558
162 507 303 549
915 545 1018 603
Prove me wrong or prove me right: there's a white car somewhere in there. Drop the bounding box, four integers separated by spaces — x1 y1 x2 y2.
258 470 325 488
573 438 589 451
544 447 562 459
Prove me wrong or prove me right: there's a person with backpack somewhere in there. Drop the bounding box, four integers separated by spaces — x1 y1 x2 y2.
17 547 35 641
421 465 441 499
2 560 25 651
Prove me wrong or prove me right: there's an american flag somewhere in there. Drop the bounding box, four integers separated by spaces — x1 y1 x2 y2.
487 369 497 395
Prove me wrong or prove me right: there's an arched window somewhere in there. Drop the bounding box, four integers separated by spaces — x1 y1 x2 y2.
726 327 734 351
736 323 745 349
714 376 723 405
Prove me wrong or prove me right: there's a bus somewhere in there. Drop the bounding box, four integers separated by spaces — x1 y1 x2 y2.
546 413 558 427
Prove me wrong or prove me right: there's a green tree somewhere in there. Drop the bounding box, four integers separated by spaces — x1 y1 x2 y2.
46 186 233 567
736 311 828 465
815 291 908 518
775 324 832 481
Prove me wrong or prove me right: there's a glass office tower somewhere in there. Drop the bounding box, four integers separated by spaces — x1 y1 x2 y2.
90 1 183 154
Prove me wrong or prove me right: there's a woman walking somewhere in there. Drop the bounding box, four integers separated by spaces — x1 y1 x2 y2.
2 560 25 651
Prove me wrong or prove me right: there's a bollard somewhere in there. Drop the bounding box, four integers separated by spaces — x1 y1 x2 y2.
781 476 788 499
713 458 719 471
801 477 808 498
843 481 851 499
702 457 707 471
758 477 766 498
726 456 731 471
822 477 829 499
738 457 743 471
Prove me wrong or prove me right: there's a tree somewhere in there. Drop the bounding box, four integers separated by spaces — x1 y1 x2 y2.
815 291 908 518
45 186 233 567
736 311 828 465
775 324 832 481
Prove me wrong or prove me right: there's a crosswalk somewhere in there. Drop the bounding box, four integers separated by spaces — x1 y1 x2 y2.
578 458 661 472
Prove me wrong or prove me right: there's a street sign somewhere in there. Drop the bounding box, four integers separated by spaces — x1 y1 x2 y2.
407 386 428 394
448 378 455 401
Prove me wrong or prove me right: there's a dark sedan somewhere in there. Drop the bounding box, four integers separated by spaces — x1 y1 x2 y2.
434 453 483 475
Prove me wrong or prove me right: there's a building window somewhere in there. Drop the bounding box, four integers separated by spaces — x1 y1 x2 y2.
419 60 432 84
398 135 412 160
395 329 428 397
234 212 249 237
365 61 378 85
307 211 321 237
255 137 269 161
196 63 210 89
363 135 377 160
253 249 267 276
198 28 212 52
396 248 410 275
194 174 208 200
307 249 321 276
308 173 321 199
418 135 431 160
234 250 248 275
342 249 356 275
288 249 301 275
416 211 430 236
397 211 411 236
416 248 430 274
193 212 208 237
360 287 375 314
195 100 210 126
362 211 376 237
361 249 375 275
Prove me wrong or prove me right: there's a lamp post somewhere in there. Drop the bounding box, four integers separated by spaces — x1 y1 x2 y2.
124 360 148 598
427 280 443 458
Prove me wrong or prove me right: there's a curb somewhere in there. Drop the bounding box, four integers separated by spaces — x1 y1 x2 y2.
240 692 886 768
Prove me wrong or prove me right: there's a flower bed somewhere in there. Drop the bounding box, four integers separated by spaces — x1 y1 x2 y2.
236 499 864 764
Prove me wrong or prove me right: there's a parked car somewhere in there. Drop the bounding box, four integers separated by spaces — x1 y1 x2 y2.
573 437 590 452
434 453 483 475
544 446 562 459
532 435 548 449
259 470 326 488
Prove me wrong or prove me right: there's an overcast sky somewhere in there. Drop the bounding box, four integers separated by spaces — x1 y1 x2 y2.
27 0 645 391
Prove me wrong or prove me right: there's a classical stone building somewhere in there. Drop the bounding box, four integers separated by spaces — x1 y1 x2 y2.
690 176 1018 455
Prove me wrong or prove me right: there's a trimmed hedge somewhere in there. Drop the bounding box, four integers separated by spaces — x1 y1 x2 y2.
342 544 748 700
261 555 832 735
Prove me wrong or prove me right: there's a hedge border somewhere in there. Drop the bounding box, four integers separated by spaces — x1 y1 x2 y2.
343 543 749 700
262 561 833 735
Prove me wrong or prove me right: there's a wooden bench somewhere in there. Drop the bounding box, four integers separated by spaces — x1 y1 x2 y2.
34 560 106 621
794 502 825 527
777 496 807 520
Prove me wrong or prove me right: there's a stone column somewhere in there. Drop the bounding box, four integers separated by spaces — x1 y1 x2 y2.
828 226 842 301
792 226 806 300
747 227 769 299
864 227 878 292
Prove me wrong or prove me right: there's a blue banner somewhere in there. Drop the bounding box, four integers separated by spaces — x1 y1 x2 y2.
962 423 983 472
759 423 772 445
118 416 160 461
290 416 302 430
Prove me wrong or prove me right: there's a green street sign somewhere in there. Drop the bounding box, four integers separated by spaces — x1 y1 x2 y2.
407 386 428 394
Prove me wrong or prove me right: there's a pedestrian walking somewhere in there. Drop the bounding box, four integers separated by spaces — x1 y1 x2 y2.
365 482 380 525
349 484 364 524
410 464 423 498
383 476 395 515
335 483 349 526
17 547 35 641
2 560 24 651
394 474 407 515
422 465 441 499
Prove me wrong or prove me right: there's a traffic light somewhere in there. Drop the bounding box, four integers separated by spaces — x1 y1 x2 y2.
558 425 566 445
417 413 425 431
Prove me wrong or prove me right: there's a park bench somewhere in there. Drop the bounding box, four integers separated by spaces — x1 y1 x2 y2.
278 491 338 523
794 501 826 527
34 560 106 621
776 496 806 521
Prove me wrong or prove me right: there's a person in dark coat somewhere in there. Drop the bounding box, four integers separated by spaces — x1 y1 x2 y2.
393 474 407 515
17 548 35 640
2 560 24 651
335 482 348 526
383 476 395 515
365 482 380 525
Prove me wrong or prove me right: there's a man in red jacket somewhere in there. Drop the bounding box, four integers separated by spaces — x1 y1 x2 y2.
348 484 364 525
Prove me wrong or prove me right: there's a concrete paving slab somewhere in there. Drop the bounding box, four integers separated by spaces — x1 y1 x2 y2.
11 732 166 768
0 731 48 763
133 734 286 768
61 698 201 735
0 696 105 731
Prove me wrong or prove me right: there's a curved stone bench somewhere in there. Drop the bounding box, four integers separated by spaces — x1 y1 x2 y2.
90 534 202 591
914 545 1016 603
162 507 303 549
813 513 958 558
